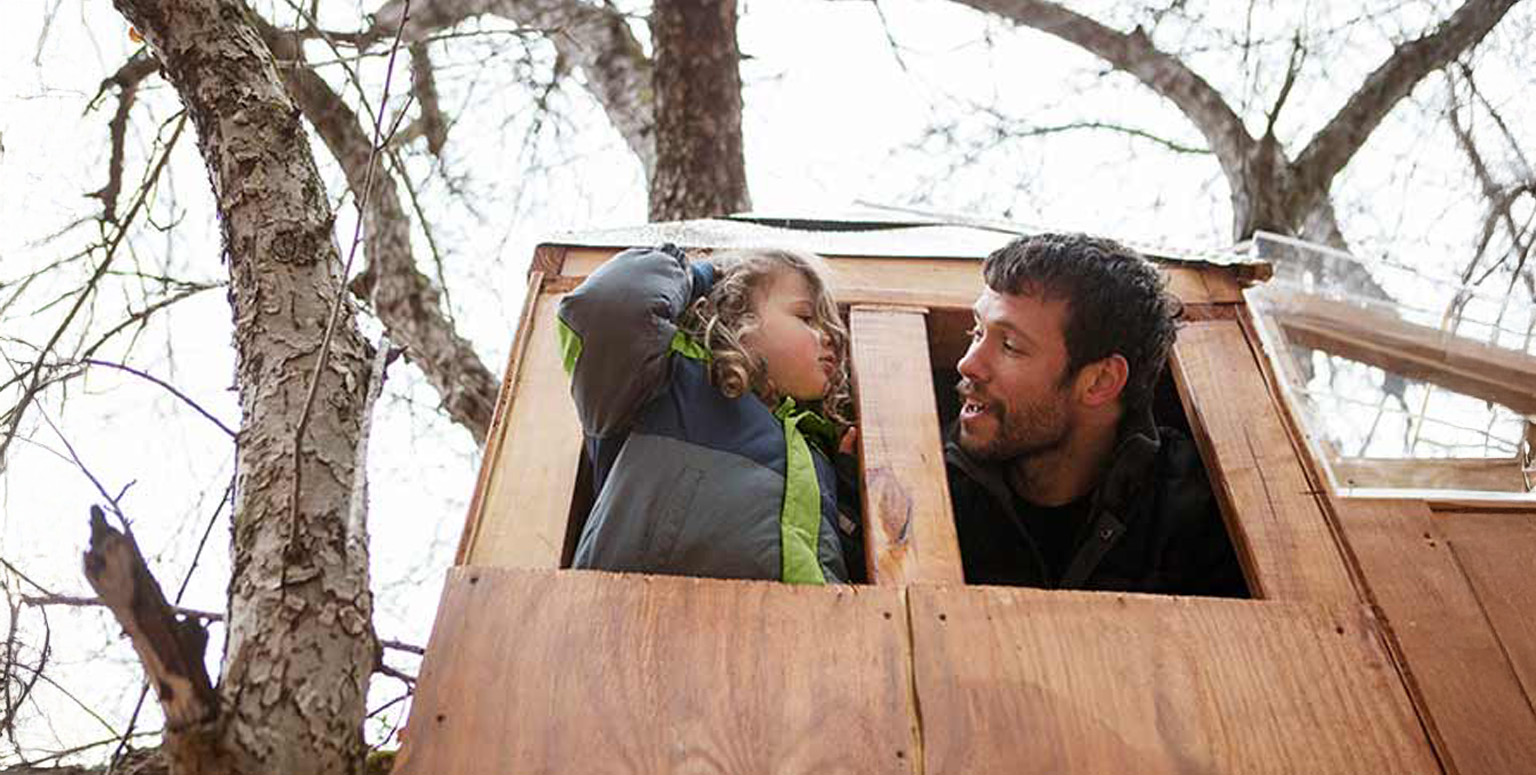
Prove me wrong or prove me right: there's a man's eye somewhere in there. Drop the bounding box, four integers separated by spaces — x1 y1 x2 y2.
965 326 981 340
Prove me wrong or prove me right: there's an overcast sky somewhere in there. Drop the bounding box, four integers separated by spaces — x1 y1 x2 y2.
2 0 1533 764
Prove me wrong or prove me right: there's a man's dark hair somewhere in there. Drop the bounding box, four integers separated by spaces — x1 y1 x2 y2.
982 232 1180 414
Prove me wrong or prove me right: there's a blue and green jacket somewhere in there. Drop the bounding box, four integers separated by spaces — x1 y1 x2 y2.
557 245 857 584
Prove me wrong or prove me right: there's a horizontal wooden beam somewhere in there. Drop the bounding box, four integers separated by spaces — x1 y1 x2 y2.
560 246 1247 307
1332 456 1529 493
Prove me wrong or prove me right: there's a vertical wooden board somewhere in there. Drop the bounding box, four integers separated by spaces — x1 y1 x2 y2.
394 569 917 775
1435 510 1536 708
455 271 543 564
910 586 1438 775
850 307 964 586
1170 319 1357 602
462 292 583 568
1336 500 1536 775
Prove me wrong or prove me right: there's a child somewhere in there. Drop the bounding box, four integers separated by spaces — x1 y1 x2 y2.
557 244 860 584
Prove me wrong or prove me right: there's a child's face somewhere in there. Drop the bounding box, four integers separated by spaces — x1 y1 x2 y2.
741 269 837 403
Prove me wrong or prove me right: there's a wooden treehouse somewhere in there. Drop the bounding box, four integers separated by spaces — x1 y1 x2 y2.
392 216 1536 775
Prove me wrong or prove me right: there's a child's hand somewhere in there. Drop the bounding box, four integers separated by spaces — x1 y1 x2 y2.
838 427 859 455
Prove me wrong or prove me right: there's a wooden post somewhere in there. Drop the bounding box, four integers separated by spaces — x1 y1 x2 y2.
849 305 964 586
1170 319 1359 602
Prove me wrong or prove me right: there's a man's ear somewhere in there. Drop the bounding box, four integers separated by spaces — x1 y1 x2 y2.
1076 354 1129 408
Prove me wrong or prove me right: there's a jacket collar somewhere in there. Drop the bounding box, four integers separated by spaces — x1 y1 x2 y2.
944 405 1163 519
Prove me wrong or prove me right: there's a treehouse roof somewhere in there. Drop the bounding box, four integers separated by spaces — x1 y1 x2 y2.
544 211 1272 281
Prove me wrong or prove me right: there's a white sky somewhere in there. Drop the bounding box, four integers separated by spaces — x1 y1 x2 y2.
1 0 1533 764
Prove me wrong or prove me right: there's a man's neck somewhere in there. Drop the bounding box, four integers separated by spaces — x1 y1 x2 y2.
1006 417 1120 508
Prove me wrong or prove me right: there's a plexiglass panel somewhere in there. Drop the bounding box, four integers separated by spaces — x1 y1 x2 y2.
1245 232 1534 499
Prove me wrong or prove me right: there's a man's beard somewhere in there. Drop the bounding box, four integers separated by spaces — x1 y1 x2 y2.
955 377 1071 463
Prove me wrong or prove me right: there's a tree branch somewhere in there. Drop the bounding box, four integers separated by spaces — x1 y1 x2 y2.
1291 0 1520 205
85 53 161 223
364 0 656 177
951 0 1255 178
81 507 218 732
264 28 499 444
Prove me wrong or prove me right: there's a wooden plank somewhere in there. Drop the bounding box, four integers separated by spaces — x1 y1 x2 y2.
1170 320 1358 602
455 271 544 565
910 586 1438 775
1272 292 1536 415
849 306 964 586
1332 457 1529 493
461 291 583 568
561 247 1245 306
1435 510 1536 709
1335 500 1536 775
395 569 917 775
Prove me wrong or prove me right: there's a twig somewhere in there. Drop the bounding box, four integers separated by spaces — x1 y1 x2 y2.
285 0 411 576
80 358 237 438
21 594 221 622
0 113 188 473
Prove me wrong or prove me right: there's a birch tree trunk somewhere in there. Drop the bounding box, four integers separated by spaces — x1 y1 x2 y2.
648 0 752 221
103 1 376 773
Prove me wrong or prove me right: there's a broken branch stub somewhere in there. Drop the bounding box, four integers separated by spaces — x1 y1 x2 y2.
82 505 217 730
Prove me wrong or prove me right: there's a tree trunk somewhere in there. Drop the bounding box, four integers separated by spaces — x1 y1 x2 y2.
648 0 752 221
104 1 376 774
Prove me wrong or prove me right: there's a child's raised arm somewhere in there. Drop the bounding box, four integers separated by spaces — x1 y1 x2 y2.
556 245 713 437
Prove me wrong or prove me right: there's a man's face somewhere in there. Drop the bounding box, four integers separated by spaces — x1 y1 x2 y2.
955 287 1076 462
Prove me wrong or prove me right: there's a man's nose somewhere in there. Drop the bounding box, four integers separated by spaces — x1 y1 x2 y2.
957 340 987 382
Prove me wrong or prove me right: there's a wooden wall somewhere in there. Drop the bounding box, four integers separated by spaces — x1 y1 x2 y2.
421 244 1536 775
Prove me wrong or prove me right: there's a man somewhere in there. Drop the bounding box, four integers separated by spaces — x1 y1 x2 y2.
946 232 1247 596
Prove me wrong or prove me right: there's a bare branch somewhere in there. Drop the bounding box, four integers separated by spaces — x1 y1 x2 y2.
264 28 499 444
403 42 449 156
79 359 237 439
0 114 188 474
85 53 161 223
951 0 1255 177
81 506 219 731
365 0 656 177
1262 33 1304 141
22 594 221 623
1291 0 1521 205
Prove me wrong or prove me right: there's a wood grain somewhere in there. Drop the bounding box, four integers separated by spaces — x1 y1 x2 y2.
561 247 1246 306
1170 319 1357 602
910 585 1438 775
849 306 964 586
460 291 583 568
1335 499 1536 775
394 569 917 775
1435 510 1536 710
455 272 543 564
1332 457 1529 493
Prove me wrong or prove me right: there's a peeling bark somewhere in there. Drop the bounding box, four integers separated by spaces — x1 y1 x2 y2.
366 0 656 178
264 29 499 444
647 0 751 221
104 1 376 773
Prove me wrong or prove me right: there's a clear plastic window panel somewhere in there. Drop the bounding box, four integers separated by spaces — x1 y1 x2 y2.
1245 232 1534 499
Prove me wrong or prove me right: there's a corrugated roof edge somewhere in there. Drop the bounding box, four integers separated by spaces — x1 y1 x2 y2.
541 216 1272 283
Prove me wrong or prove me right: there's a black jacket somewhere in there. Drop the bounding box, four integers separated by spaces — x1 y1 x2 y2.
945 409 1248 597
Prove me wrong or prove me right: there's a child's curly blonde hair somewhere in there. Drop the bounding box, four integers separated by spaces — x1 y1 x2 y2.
681 247 853 426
